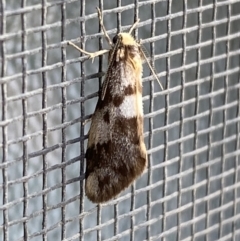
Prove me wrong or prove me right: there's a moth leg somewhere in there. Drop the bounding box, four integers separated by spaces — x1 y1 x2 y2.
68 41 109 62
96 7 112 46
83 117 91 126
68 8 112 61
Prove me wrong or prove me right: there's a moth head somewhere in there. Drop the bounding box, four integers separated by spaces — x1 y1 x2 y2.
113 33 138 46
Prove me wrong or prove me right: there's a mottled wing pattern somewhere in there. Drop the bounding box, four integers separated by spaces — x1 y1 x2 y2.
85 34 147 203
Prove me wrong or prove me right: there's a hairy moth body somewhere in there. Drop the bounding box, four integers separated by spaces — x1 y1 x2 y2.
85 32 147 203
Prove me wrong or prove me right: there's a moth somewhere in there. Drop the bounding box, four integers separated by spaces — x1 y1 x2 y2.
69 8 163 203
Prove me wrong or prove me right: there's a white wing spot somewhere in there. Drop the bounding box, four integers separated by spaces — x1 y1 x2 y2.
118 95 137 118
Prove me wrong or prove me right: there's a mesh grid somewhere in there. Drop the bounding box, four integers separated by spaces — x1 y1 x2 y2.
1 0 240 240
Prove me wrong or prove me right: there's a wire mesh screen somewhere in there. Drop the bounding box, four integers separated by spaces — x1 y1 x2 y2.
1 0 240 240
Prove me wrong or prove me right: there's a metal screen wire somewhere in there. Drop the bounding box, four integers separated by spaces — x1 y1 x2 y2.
1 0 240 240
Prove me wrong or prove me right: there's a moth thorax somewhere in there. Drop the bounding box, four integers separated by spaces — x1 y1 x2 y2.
118 33 137 46
111 33 142 71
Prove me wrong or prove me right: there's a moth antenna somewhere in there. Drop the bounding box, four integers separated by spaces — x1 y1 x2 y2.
96 7 112 47
140 46 164 90
128 18 140 34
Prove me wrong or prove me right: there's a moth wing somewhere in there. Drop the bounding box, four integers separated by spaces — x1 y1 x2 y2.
84 33 147 203
85 96 147 203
